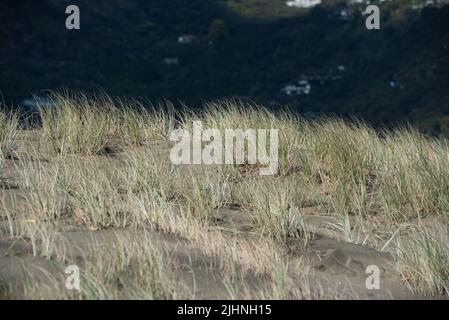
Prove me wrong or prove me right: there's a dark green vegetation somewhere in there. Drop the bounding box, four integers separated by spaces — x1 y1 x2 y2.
1 0 449 134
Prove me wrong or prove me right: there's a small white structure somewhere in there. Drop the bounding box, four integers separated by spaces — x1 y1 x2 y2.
338 8 354 20
163 57 179 65
282 80 312 95
427 0 449 6
413 0 449 9
350 0 370 4
178 35 198 44
286 0 322 8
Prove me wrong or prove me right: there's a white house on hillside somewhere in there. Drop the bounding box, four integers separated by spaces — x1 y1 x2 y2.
286 0 322 8
163 57 179 65
282 80 312 96
178 35 198 44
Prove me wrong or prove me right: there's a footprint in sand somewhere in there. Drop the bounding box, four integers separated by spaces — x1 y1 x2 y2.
315 248 385 278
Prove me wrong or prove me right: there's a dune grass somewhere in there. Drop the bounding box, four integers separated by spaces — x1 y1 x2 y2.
0 111 19 162
1 93 448 299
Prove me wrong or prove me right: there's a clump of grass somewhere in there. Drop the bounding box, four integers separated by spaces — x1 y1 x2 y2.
286 119 380 222
393 225 449 296
0 282 12 299
0 111 19 160
16 158 70 222
80 232 188 299
294 119 449 224
21 219 61 258
238 176 310 248
132 183 292 279
117 100 176 145
201 100 276 130
68 161 136 229
377 129 449 221
121 148 174 199
40 93 113 156
5 157 70 258
40 93 177 155
173 167 231 220
118 106 151 146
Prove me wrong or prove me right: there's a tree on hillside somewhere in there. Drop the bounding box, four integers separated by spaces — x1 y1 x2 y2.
208 19 229 42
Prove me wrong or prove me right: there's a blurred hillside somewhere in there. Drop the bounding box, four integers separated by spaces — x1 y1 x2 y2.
1 0 449 134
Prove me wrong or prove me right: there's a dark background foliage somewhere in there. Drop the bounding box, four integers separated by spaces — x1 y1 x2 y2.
1 0 449 134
